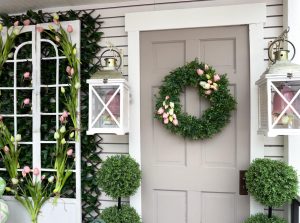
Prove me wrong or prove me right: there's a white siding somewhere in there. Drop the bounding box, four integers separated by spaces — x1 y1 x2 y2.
39 0 285 215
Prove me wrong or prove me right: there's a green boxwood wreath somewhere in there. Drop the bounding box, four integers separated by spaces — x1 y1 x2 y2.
154 60 237 140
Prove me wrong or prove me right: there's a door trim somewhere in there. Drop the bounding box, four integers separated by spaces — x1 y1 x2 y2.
125 3 266 217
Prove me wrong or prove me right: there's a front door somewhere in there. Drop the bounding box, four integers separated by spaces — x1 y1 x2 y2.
140 26 250 223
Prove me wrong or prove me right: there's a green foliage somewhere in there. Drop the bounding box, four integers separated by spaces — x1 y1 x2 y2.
101 205 142 223
154 60 237 140
1 9 103 222
244 213 287 223
98 155 141 199
246 158 298 207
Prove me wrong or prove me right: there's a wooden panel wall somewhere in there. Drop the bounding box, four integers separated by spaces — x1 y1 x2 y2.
42 0 285 213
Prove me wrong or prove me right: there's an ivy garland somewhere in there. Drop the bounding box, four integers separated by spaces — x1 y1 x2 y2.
155 60 237 140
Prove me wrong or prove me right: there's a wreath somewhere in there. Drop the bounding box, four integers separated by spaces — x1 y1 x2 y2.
154 60 237 140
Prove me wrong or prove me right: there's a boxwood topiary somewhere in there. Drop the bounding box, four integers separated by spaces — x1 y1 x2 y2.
101 205 142 223
245 158 298 208
97 155 141 199
244 213 287 223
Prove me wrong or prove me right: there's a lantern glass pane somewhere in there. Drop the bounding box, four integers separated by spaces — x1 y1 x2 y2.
91 85 120 129
271 80 300 129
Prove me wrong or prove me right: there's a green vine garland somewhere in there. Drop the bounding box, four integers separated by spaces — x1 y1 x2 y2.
155 60 237 140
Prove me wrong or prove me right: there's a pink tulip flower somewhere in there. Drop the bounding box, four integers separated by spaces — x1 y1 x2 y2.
165 96 170 100
205 90 212 95
70 67 75 76
22 170 26 177
213 74 221 82
23 98 30 105
162 113 168 119
157 107 164 115
3 146 9 153
173 119 179 126
14 21 19 26
23 166 30 174
66 66 71 74
164 118 169 124
59 115 65 123
62 110 69 118
197 69 204 75
36 27 44 33
67 149 73 156
67 25 73 33
23 19 31 26
33 168 40 176
23 72 30 79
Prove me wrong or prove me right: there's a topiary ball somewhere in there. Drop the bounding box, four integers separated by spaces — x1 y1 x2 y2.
244 213 287 223
101 205 141 223
98 155 141 199
245 158 298 207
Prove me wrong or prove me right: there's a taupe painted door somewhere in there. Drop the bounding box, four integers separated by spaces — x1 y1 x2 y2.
140 26 250 223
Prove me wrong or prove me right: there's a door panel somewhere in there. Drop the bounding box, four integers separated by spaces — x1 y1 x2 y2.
141 26 250 223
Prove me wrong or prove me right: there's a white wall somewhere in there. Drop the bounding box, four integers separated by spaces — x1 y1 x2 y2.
39 0 285 214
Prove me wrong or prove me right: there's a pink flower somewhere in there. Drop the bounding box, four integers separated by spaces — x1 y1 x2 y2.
62 111 69 118
173 119 179 126
70 67 75 76
36 27 44 33
165 96 170 100
22 171 26 177
66 66 71 73
23 72 30 79
3 146 9 153
197 69 204 75
14 21 19 26
23 166 30 174
157 107 164 115
67 25 73 33
207 80 212 84
205 90 212 95
67 149 73 156
162 113 168 119
33 168 40 176
213 74 220 82
204 64 209 70
23 19 31 26
23 98 30 105
59 115 65 123
163 118 169 124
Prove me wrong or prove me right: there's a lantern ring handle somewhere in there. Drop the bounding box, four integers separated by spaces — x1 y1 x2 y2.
268 39 296 63
100 49 122 70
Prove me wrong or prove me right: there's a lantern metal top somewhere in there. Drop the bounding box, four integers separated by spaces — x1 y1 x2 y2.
264 27 300 77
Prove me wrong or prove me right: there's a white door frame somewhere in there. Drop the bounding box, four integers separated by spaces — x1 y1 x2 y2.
125 2 266 217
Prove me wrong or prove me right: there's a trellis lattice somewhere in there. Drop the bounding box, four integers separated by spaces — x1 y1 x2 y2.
1 9 104 222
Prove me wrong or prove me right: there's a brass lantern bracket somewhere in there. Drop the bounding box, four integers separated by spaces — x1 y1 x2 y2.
100 49 122 70
268 27 296 63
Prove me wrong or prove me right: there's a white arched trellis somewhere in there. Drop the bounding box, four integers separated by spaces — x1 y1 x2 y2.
0 21 81 223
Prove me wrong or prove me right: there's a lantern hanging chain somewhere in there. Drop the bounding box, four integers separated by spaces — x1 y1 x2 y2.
274 27 290 52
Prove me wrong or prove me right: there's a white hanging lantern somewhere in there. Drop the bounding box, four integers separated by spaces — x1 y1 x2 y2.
87 48 129 135
256 28 300 136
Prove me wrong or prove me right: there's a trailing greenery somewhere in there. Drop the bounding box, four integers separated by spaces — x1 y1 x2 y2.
154 60 236 140
244 213 287 223
0 10 103 222
245 158 298 208
97 155 141 199
100 205 142 223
